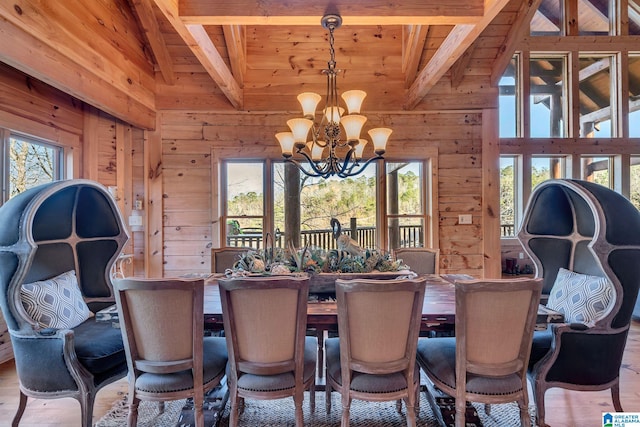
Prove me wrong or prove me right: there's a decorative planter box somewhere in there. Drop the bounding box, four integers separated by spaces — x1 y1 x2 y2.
308 271 413 293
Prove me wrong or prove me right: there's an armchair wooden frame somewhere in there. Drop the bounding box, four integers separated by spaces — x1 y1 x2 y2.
211 247 251 273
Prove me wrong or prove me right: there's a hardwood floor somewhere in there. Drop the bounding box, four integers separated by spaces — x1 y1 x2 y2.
0 320 638 426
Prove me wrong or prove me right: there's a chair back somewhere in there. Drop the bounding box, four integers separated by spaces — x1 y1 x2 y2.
392 248 440 275
113 278 204 376
455 278 543 378
211 247 250 273
218 275 310 376
335 277 426 375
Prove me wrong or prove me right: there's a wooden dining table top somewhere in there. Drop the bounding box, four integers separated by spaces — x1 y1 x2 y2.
202 273 564 332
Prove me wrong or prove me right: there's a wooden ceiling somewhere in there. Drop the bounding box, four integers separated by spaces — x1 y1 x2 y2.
1 0 637 130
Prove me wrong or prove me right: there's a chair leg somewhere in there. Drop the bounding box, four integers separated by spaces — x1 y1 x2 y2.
294 389 304 427
341 394 351 427
396 399 402 413
405 395 417 427
612 382 624 412
325 382 332 414
532 378 548 427
310 379 316 413
157 401 165 414
79 390 96 427
127 396 140 427
194 389 205 427
485 403 491 415
229 384 240 427
11 391 27 427
455 399 466 427
518 398 531 427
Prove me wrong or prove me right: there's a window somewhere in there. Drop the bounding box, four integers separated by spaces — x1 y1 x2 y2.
222 158 434 252
386 161 428 250
579 55 615 137
578 0 611 36
630 55 640 137
2 134 63 203
530 56 567 137
500 156 518 237
530 0 562 36
532 156 565 189
630 156 640 209
582 156 612 187
223 161 265 248
499 56 519 137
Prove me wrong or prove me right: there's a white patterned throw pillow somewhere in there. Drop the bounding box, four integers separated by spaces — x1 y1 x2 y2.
546 268 615 327
20 270 92 329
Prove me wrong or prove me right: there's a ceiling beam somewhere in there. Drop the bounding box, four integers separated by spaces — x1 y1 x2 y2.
223 25 246 88
405 0 511 109
450 40 477 89
178 0 486 25
402 25 429 88
491 0 544 86
153 0 243 109
130 0 176 85
0 2 156 129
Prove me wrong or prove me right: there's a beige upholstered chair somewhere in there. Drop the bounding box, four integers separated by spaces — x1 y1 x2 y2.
392 247 440 275
211 247 250 273
113 277 228 427
416 278 543 427
218 275 316 427
325 277 427 427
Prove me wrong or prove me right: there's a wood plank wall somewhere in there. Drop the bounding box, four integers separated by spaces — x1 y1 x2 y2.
159 109 488 278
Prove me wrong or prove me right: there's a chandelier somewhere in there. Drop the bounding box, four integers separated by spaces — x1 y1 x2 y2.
275 14 392 179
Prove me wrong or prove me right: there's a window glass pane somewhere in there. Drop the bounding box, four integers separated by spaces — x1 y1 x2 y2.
274 162 377 251
630 55 640 137
500 156 517 237
579 55 614 137
226 162 263 216
387 217 425 250
499 57 518 137
386 162 423 215
9 135 61 198
630 1 640 35
578 0 610 35
225 162 264 248
532 156 565 190
581 156 611 187
530 0 562 36
530 57 566 137
630 157 640 210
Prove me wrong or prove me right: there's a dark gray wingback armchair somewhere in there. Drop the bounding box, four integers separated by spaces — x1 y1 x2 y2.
0 179 129 426
517 179 640 427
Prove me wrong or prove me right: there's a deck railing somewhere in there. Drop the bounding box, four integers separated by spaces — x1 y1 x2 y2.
226 224 424 251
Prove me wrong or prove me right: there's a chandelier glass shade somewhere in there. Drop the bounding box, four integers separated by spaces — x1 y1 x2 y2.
276 14 392 179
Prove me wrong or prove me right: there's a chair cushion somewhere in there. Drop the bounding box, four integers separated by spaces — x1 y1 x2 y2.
547 268 615 326
325 337 419 394
21 270 92 329
416 337 524 396
73 318 126 375
135 336 228 393
234 336 317 392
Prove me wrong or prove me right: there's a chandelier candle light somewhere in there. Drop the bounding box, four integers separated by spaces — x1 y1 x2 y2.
276 14 392 179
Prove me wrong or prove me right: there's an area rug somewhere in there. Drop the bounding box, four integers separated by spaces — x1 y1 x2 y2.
96 391 535 427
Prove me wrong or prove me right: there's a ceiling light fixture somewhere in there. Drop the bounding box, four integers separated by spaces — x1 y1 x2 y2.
275 14 392 179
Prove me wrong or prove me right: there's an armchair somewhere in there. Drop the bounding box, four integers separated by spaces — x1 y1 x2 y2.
517 179 640 426
0 179 129 426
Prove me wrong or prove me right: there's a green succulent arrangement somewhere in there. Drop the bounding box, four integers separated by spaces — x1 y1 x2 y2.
229 244 409 276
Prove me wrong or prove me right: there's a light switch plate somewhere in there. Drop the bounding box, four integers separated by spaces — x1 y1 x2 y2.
458 214 472 225
129 215 143 226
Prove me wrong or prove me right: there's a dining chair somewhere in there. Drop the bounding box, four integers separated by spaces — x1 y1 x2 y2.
113 277 228 427
211 247 251 273
517 179 640 426
416 277 543 427
218 275 316 427
325 277 427 427
392 247 440 275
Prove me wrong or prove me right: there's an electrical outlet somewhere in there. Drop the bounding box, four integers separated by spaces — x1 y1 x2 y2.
519 252 525 259
458 214 472 225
